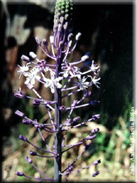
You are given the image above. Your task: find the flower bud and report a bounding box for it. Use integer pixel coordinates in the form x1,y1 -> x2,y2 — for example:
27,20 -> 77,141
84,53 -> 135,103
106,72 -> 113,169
43,39 -> 48,46
30,150 -> 37,156
21,55 -> 30,62
19,135 -> 28,141
93,159 -> 101,165
92,171 -> 100,177
60,16 -> 64,24
15,172 -> 24,176
81,55 -> 89,61
92,128 -> 99,134
67,33 -> 73,41
25,156 -> 32,164
50,36 -> 54,44
68,40 -> 72,47
76,32 -> 82,41
90,100 -> 100,106
29,52 -> 37,59
59,106 -> 66,112
35,37 -> 41,44
15,110 -> 24,117
73,116 -> 80,123
14,89 -> 24,99
63,22 -> 68,30
33,99 -> 41,105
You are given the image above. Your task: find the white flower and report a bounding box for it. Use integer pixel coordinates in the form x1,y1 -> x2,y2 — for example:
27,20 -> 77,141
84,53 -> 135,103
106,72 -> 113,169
88,75 -> 101,88
90,60 -> 100,74
17,63 -> 31,78
62,62 -> 80,78
42,71 -> 62,93
24,67 -> 41,85
75,75 -> 91,90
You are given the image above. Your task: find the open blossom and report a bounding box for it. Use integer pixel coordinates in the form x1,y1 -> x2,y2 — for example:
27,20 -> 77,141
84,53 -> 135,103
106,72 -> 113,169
74,76 -> 91,90
17,63 -> 31,78
90,60 -> 100,74
62,61 -> 80,78
24,67 -> 41,85
89,76 -> 101,88
42,71 -> 62,93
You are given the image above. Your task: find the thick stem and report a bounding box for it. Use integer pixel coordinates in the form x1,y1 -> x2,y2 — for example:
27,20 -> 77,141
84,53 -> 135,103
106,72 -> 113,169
54,57 -> 62,182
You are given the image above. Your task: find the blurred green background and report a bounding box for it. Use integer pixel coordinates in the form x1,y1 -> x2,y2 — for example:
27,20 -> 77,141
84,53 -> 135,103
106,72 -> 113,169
1,0 -> 135,182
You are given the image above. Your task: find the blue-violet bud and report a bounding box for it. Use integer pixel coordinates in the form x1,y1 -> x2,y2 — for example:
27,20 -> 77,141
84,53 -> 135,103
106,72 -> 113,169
25,156 -> 32,164
93,159 -> 101,165
19,135 -> 28,141
30,150 -> 37,156
90,100 -> 100,106
92,171 -> 100,177
73,116 -> 80,123
15,172 -> 24,176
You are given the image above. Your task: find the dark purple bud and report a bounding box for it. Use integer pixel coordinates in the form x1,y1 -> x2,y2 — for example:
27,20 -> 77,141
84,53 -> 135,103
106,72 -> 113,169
43,39 -> 48,46
25,156 -> 32,164
33,99 -> 41,105
19,135 -> 28,141
30,150 -> 37,156
84,91 -> 92,98
15,110 -> 24,117
93,159 -> 101,165
21,55 -> 30,62
59,106 -> 66,112
22,118 -> 32,125
15,171 -> 24,176
92,128 -> 99,134
35,37 -> 41,45
73,116 -> 80,123
90,100 -> 100,106
92,170 -> 100,177
14,89 -> 25,99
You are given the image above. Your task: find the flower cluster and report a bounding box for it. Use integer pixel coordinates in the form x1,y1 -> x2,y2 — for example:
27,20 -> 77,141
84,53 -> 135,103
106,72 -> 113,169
14,0 -> 101,182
